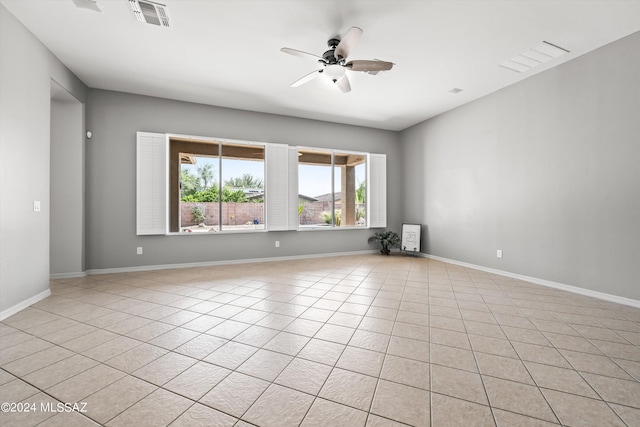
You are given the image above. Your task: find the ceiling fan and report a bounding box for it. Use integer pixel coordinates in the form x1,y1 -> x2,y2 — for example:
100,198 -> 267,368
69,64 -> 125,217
281,27 -> 394,93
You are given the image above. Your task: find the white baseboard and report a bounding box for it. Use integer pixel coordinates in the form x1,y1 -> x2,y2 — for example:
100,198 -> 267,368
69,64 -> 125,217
0,289 -> 52,322
50,271 -> 88,280
86,250 -> 378,276
422,253 -> 640,309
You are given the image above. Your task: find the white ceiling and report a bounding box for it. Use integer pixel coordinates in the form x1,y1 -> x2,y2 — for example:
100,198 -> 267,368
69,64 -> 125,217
3,0 -> 640,131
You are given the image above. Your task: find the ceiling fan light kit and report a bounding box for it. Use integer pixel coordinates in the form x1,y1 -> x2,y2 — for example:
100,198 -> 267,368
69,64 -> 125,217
324,65 -> 345,81
281,26 -> 394,93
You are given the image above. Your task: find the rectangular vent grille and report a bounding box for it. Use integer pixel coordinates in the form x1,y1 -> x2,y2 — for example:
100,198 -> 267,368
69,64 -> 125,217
128,0 -> 170,28
500,41 -> 569,73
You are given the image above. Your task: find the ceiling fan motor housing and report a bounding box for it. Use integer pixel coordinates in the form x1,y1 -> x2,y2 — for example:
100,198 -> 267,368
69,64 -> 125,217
323,38 -> 344,64
322,49 -> 338,64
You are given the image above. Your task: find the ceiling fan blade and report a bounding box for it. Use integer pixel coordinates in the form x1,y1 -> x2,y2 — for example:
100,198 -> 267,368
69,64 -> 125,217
335,75 -> 351,93
335,26 -> 363,60
281,47 -> 323,63
346,60 -> 394,72
291,69 -> 323,87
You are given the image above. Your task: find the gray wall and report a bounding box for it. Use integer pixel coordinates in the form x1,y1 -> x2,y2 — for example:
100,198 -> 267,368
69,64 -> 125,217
50,88 -> 85,276
86,90 -> 401,270
0,5 -> 87,314
401,31 -> 640,300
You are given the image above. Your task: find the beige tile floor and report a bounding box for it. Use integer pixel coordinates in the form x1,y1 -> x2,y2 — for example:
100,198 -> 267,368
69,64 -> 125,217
1,254 -> 640,426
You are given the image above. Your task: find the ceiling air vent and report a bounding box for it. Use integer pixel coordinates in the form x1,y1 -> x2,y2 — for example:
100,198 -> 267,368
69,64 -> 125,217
128,0 -> 170,28
72,0 -> 102,12
500,41 -> 569,73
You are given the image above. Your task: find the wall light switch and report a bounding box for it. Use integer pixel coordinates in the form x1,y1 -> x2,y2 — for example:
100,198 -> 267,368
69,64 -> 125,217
33,201 -> 41,212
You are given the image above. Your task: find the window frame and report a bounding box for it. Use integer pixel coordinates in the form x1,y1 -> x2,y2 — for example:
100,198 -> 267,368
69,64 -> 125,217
297,146 -> 369,230
167,133 -> 267,235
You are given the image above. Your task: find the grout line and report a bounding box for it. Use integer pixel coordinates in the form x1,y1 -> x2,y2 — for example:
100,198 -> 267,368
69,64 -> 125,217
2,255 -> 639,426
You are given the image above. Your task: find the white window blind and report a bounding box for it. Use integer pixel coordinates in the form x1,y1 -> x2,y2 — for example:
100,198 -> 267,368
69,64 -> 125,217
265,143 -> 291,231
136,132 -> 167,235
368,153 -> 387,228
287,147 -> 299,229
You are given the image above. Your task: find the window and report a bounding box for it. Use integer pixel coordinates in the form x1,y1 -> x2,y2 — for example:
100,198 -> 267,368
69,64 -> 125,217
136,132 -> 386,235
298,148 -> 367,228
169,137 -> 265,233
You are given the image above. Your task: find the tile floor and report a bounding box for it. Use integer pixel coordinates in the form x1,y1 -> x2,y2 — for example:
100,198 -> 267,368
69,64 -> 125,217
1,254 -> 640,426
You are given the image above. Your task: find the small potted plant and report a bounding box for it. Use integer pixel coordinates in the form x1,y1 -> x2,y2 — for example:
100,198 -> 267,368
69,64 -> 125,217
368,230 -> 400,255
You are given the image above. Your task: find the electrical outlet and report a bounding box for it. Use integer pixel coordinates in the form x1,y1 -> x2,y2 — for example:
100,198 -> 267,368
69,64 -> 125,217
33,201 -> 41,212
137,247 -> 143,255
497,249 -> 503,258
275,241 -> 280,248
